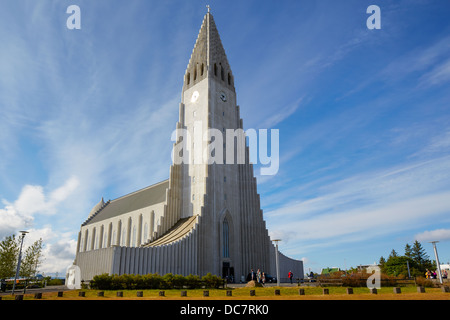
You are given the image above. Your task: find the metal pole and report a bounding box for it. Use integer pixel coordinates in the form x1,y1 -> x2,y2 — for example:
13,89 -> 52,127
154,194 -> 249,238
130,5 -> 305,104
273,239 -> 281,286
12,231 -> 28,295
431,241 -> 443,284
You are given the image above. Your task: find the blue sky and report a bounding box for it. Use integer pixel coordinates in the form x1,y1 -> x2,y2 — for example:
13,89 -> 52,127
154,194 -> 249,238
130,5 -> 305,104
1,0 -> 450,275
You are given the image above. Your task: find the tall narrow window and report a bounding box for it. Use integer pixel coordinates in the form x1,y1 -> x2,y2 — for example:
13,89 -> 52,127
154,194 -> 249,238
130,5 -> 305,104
223,218 -> 230,258
221,65 -> 224,81
121,228 -> 126,246
132,226 -> 137,247
201,63 -> 204,76
144,223 -> 148,242
214,63 -> 217,76
84,230 -> 89,252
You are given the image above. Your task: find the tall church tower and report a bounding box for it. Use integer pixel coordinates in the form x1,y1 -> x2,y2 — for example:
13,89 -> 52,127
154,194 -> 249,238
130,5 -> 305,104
174,10 -> 273,279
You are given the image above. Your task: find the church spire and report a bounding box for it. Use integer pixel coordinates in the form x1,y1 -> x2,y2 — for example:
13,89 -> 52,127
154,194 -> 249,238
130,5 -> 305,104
183,9 -> 234,91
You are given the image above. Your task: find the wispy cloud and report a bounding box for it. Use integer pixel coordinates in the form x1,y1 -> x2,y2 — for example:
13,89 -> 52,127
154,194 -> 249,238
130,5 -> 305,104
415,229 -> 450,242
265,154 -> 450,250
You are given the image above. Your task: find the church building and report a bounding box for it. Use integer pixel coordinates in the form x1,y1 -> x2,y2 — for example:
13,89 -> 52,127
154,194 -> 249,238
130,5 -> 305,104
74,10 -> 303,283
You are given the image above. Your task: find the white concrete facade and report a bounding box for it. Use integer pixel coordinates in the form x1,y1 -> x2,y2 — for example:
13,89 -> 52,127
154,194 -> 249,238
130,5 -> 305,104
75,11 -> 303,282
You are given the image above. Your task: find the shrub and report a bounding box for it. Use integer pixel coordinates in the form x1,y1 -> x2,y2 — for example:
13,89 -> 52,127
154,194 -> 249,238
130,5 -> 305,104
185,274 -> 201,289
90,273 -> 112,290
90,272 -> 223,290
162,273 -> 174,289
202,273 -> 223,288
415,276 -> 434,288
172,274 -> 187,288
142,273 -> 162,289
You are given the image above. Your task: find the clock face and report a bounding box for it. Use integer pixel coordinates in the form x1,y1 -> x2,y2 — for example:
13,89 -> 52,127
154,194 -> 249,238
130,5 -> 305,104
219,92 -> 227,102
191,91 -> 199,102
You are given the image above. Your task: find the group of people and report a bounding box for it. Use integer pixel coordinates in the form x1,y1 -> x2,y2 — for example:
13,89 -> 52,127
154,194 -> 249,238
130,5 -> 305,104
425,269 -> 448,279
249,268 -> 267,285
249,269 -> 295,284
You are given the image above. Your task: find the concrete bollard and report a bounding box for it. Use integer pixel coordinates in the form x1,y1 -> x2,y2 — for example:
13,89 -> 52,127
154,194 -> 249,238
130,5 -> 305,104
441,286 -> 449,293
78,291 -> 85,297
250,290 -> 255,296
274,289 -> 280,295
159,291 -> 165,296
116,291 -> 123,297
322,288 -> 329,295
369,288 -> 377,294
97,291 -> 104,297
203,290 -> 209,297
393,287 -> 401,294
15,294 -> 23,300
57,291 -> 64,297
34,292 -> 42,299
346,288 -> 353,294
298,288 -> 305,295
136,291 -> 143,297
417,286 -> 425,293
181,291 -> 187,296
226,290 -> 232,296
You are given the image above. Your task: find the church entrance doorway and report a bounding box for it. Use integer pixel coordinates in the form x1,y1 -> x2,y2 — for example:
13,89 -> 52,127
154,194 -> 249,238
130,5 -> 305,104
222,262 -> 234,283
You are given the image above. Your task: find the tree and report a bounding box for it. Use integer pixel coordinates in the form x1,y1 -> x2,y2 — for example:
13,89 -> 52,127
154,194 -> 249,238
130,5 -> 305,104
404,243 -> 412,258
411,240 -> 433,271
389,249 -> 398,259
20,238 -> 43,278
0,235 -> 20,279
383,255 -> 419,277
0,235 -> 44,279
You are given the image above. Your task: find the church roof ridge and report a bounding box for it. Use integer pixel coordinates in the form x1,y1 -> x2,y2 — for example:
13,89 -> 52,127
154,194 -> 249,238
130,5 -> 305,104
109,178 -> 169,203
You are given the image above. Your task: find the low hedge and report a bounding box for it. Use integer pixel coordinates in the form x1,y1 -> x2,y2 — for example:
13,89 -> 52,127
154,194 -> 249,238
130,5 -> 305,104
89,273 -> 224,290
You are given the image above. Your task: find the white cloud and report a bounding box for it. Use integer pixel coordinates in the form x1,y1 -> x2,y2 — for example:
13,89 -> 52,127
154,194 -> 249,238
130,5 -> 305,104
0,176 -> 79,238
10,226 -> 78,276
415,229 -> 450,242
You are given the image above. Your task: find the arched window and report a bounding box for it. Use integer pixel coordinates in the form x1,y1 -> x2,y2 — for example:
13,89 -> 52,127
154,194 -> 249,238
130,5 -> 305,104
92,228 -> 96,250
121,228 -> 126,246
223,218 -> 230,258
84,230 -> 88,252
132,225 -> 137,247
144,223 -> 148,242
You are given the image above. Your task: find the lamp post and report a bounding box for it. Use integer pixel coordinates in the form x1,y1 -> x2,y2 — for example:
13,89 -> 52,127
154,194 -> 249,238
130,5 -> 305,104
12,231 -> 28,295
273,239 -> 281,286
430,241 -> 443,285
